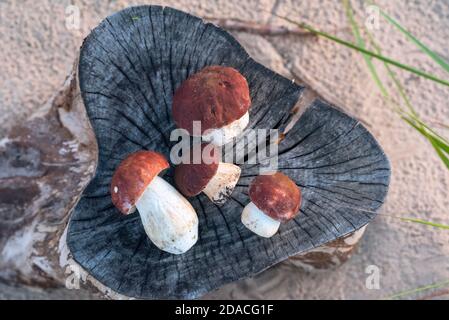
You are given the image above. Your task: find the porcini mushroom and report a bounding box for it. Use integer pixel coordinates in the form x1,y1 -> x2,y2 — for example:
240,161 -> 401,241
174,143 -> 241,205
172,66 -> 251,146
241,172 -> 301,238
111,151 -> 198,254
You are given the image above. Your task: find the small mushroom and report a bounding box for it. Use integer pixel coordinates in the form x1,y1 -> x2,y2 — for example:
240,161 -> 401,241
111,151 -> 198,254
174,143 -> 241,205
241,172 -> 301,238
172,65 -> 251,146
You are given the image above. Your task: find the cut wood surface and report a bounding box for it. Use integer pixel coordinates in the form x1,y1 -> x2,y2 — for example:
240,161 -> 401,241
68,5 -> 390,299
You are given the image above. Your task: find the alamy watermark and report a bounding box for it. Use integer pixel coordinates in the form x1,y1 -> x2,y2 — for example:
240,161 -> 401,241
365,264 -> 381,290
169,122 -> 280,174
364,5 -> 380,31
65,5 -> 81,31
65,263 -> 85,290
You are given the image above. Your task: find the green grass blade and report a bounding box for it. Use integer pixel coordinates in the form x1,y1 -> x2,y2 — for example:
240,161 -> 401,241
405,114 -> 449,145
401,116 -> 449,153
397,106 -> 449,144
429,140 -> 449,169
364,31 -> 418,116
273,13 -> 449,87
384,280 -> 449,300
401,117 -> 449,169
342,1 -> 449,169
333,205 -> 449,232
369,2 -> 449,73
364,2 -> 449,126
343,0 -> 389,97
427,131 -> 449,154
274,6 -> 449,169
399,217 -> 449,230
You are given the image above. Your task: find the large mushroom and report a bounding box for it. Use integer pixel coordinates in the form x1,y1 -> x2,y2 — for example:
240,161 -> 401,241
111,151 -> 198,254
172,66 -> 251,146
174,143 -> 241,205
241,172 -> 302,238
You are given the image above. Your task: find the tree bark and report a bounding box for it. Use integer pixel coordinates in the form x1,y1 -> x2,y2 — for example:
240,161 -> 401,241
286,226 -> 367,271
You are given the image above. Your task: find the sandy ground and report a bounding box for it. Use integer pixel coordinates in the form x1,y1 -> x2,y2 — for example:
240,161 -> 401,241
1,0 -> 449,299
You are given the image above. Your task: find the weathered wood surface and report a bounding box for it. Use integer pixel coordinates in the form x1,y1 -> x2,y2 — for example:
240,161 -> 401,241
69,5 -> 390,299
287,226 -> 367,271
0,64 -> 97,287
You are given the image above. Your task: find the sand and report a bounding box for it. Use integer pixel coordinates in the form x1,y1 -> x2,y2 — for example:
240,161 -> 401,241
1,0 -> 449,299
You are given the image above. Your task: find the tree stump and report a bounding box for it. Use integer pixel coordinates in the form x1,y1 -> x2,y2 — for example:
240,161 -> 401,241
287,225 -> 367,271
0,6 -> 390,299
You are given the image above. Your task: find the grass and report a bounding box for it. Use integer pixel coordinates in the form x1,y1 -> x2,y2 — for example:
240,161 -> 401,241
367,0 -> 449,74
271,1 -> 449,299
384,280 -> 449,300
344,0 -> 449,171
273,3 -> 449,170
272,14 -> 449,87
342,0 -> 449,299
339,205 -> 449,231
399,217 -> 449,230
272,0 -> 449,226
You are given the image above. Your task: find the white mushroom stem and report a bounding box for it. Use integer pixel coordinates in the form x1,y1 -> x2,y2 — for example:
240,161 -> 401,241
135,176 -> 198,254
202,111 -> 249,146
241,202 -> 280,238
203,162 -> 241,205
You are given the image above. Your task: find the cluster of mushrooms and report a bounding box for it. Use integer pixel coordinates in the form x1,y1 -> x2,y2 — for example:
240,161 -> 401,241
111,66 -> 302,254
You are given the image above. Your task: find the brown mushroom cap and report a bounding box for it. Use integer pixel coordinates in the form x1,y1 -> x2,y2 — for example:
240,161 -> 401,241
249,172 -> 301,223
111,151 -> 169,215
172,66 -> 251,135
174,143 -> 219,197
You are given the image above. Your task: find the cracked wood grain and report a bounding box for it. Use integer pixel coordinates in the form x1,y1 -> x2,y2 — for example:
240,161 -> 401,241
68,5 -> 391,299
